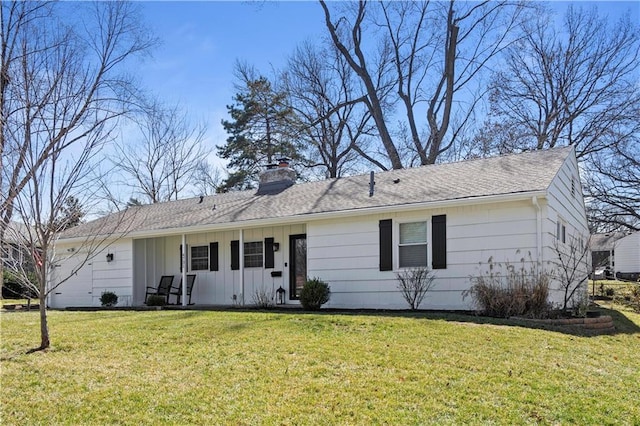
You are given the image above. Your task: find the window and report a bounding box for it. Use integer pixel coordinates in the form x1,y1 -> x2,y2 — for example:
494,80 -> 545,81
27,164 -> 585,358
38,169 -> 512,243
556,220 -> 566,244
190,245 -> 209,271
244,241 -> 263,268
399,221 -> 427,268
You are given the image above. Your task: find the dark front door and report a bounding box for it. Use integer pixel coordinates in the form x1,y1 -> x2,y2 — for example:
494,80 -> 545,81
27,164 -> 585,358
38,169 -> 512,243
289,234 -> 307,300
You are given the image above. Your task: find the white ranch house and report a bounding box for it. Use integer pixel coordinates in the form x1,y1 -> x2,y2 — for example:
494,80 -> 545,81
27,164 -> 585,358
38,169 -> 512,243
49,146 -> 589,310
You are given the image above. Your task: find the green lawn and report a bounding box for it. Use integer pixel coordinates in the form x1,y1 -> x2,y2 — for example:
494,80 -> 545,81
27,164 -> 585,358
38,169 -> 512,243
1,306 -> 639,425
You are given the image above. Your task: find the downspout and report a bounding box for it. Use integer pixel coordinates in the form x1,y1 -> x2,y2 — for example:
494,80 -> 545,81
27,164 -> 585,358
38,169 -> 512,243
181,234 -> 187,307
239,229 -> 245,306
532,196 -> 542,266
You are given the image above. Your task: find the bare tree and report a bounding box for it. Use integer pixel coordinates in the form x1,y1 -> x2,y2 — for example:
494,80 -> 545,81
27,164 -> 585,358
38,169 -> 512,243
0,1 -> 154,351
553,234 -> 591,314
10,128 -> 136,352
113,101 -> 209,204
483,5 -> 639,158
319,0 -> 527,168
481,5 -> 640,230
586,132 -> 640,231
285,41 -> 377,178
192,159 -> 222,197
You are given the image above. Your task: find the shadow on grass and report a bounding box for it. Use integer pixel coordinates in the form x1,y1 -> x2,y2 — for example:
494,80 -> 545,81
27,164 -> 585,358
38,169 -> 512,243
215,305 -> 640,338
7,304 -> 638,338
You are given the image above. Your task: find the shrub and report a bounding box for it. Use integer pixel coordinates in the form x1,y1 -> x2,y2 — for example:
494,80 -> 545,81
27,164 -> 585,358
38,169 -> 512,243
605,287 -> 615,297
100,291 -> 118,307
463,254 -> 551,318
2,270 -> 38,299
299,278 -> 330,310
396,267 -> 436,310
146,295 -> 166,306
252,287 -> 275,308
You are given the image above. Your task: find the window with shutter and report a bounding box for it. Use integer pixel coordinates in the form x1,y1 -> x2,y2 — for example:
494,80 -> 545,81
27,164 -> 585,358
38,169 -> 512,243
190,245 -> 209,270
399,221 -> 427,268
244,241 -> 263,268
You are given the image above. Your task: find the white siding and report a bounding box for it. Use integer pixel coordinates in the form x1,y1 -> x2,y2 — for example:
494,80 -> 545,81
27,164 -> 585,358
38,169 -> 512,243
616,232 -> 640,273
544,151 -> 590,306
132,224 -> 305,306
307,200 -> 540,310
49,239 -> 133,308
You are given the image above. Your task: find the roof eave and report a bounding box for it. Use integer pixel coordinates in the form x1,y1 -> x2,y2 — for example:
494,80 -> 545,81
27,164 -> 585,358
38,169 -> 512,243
55,190 -> 546,243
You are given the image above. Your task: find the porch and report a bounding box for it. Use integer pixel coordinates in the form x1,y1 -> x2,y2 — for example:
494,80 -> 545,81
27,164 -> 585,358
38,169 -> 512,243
130,224 -> 306,307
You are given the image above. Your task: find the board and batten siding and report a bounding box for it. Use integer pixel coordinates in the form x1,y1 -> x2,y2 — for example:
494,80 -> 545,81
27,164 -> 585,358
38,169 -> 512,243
307,200 -> 539,310
132,224 -> 305,306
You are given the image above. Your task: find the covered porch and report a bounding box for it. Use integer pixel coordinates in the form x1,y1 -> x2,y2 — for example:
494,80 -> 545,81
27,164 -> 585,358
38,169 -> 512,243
130,224 -> 306,307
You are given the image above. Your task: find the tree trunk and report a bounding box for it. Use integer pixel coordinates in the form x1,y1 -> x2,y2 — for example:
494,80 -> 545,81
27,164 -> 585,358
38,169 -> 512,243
38,292 -> 50,350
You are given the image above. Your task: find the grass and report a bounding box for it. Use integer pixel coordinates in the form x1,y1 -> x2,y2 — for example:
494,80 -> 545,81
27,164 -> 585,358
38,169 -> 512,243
1,306 -> 639,425
590,280 -> 640,312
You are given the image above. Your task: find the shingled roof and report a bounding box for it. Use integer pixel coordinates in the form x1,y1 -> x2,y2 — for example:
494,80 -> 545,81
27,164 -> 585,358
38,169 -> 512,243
61,146 -> 573,239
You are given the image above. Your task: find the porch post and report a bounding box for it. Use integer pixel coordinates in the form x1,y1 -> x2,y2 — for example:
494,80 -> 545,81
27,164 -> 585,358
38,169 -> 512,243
182,234 -> 187,307
239,228 -> 244,306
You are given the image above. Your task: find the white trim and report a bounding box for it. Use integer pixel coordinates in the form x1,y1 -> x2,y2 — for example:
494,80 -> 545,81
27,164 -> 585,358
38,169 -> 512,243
181,234 -> 187,307
532,196 -> 542,264
239,229 -> 244,306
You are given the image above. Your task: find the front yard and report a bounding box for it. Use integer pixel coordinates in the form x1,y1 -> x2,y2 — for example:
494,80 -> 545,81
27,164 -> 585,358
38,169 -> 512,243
1,305 -> 639,424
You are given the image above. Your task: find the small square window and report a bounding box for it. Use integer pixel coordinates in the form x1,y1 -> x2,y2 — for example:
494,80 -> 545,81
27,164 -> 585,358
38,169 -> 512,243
190,245 -> 208,271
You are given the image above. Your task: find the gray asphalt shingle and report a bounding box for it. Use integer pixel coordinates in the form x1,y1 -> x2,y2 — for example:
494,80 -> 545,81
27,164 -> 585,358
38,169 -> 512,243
61,146 -> 572,239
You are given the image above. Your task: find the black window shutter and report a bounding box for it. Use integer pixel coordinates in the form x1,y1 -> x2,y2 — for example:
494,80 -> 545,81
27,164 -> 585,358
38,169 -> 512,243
264,237 -> 274,269
379,219 -> 393,271
209,242 -> 219,271
432,215 -> 447,269
230,240 -> 239,270
179,244 -> 183,272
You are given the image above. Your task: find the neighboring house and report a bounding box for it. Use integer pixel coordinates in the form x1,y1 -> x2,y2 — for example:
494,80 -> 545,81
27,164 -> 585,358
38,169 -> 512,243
589,232 -> 626,279
615,232 -> 640,281
50,146 -> 589,310
1,221 -> 34,271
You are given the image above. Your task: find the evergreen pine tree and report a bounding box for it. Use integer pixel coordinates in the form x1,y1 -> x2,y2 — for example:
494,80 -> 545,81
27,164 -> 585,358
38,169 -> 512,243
217,76 -> 301,192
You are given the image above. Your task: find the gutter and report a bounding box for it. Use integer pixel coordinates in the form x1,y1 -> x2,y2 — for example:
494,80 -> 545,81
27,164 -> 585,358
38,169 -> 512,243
532,196 -> 543,265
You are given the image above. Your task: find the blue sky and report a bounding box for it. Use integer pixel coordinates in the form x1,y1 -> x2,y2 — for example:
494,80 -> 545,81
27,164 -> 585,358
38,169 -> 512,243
134,1 -> 639,164
137,1 -> 328,152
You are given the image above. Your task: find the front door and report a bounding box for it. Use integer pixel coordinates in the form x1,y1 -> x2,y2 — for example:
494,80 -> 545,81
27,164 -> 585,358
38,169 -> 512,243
289,234 -> 306,300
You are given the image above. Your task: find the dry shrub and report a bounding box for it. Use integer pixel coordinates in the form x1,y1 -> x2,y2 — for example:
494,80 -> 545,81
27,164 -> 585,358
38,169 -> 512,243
463,254 -> 551,318
252,287 -> 275,308
396,267 -> 436,310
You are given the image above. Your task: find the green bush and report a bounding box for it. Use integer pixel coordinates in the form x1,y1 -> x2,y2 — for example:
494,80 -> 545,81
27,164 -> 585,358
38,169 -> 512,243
100,291 -> 118,307
299,278 -> 330,310
146,295 -> 166,307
